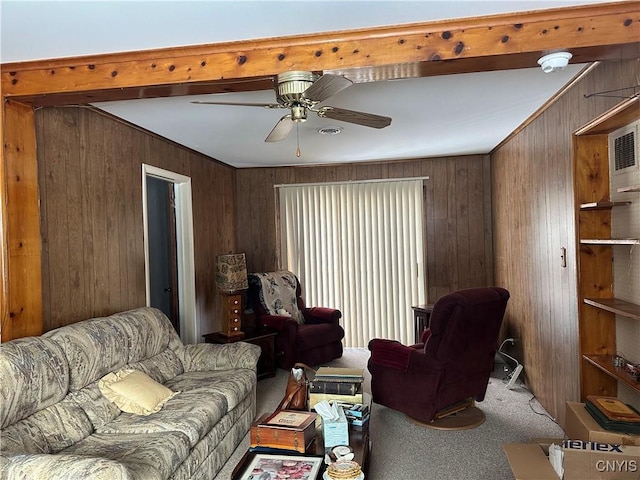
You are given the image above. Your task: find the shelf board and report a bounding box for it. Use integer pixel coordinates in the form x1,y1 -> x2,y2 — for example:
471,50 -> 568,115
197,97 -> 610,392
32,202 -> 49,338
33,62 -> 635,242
584,297 -> 640,321
580,238 -> 640,245
617,185 -> 640,193
583,354 -> 640,393
579,201 -> 632,210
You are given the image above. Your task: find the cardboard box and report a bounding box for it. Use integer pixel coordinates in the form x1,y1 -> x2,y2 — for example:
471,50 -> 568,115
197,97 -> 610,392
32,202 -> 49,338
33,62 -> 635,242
504,439 -> 640,480
566,402 -> 640,446
561,440 -> 640,479
503,442 -> 559,479
250,410 -> 317,453
321,406 -> 349,448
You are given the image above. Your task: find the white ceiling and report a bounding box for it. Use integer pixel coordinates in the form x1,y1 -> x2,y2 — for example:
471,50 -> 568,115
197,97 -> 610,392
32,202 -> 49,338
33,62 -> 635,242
1,1 -> 608,168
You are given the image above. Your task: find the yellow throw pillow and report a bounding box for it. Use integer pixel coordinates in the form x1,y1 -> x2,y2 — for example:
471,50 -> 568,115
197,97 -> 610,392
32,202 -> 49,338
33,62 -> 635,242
98,369 -> 179,416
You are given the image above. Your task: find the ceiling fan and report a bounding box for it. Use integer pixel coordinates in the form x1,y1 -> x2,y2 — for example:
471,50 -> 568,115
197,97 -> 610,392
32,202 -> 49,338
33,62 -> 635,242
192,71 -> 392,142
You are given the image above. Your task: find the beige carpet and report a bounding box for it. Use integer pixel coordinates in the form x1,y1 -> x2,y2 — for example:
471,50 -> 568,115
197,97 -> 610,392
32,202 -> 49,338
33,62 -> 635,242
214,348 -> 563,479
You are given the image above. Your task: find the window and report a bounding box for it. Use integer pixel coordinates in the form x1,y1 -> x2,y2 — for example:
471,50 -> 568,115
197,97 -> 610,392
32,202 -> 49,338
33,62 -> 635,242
279,179 -> 426,346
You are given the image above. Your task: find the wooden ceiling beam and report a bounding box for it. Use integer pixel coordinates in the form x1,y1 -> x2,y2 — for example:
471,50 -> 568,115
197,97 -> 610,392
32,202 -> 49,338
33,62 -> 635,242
16,43 -> 638,107
331,43 -> 639,83
19,77 -> 277,107
2,1 -> 638,104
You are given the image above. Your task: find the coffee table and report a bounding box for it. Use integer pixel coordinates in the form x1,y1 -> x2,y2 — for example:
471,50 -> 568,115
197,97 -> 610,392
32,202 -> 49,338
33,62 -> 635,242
311,420 -> 370,476
233,395 -> 371,479
310,391 -> 371,475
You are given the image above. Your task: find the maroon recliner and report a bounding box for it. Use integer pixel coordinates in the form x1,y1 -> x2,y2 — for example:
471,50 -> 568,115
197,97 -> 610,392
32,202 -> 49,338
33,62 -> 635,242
368,287 -> 510,423
248,271 -> 345,369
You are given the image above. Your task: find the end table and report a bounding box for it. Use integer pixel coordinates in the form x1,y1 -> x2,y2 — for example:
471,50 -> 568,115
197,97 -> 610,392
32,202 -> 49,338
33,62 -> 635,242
412,304 -> 434,343
203,328 -> 278,380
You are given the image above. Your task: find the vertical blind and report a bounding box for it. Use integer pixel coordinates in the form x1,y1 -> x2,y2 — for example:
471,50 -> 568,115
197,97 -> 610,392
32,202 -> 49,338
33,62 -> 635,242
279,179 -> 426,347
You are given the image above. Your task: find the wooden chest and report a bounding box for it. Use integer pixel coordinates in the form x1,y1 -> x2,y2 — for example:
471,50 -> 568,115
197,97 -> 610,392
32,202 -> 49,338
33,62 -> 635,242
250,410 -> 318,453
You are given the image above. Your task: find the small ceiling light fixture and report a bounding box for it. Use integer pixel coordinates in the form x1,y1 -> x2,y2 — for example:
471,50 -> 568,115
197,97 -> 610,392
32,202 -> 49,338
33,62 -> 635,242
317,126 -> 343,136
537,51 -> 573,73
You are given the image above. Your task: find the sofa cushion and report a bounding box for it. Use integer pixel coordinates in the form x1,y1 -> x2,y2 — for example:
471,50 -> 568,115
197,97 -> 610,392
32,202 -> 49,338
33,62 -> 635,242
2,454 -> 134,480
0,337 -> 69,429
169,393 -> 255,480
129,349 -> 184,385
1,395 -> 94,455
164,368 -> 256,412
180,342 -> 262,372
44,307 -> 186,392
44,318 -> 128,392
110,308 -> 185,365
67,382 -> 122,430
95,389 -> 228,448
1,420 -> 52,455
296,323 -> 345,351
98,369 -> 180,416
62,431 -> 191,480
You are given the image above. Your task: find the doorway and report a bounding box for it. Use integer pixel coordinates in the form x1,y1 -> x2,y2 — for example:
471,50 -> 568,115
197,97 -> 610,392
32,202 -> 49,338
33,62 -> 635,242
142,165 -> 197,344
146,176 -> 180,333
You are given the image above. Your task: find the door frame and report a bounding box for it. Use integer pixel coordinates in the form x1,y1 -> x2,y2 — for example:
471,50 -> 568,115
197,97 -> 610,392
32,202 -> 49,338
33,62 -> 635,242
142,164 -> 197,344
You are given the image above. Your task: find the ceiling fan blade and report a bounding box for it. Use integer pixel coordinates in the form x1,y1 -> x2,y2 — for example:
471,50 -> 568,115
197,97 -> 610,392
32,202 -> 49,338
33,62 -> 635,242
191,101 -> 283,109
302,74 -> 353,103
318,106 -> 392,129
265,115 -> 294,142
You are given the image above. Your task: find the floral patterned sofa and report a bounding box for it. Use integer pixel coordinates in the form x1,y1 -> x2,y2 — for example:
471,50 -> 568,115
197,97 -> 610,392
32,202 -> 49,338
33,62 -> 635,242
0,307 -> 261,480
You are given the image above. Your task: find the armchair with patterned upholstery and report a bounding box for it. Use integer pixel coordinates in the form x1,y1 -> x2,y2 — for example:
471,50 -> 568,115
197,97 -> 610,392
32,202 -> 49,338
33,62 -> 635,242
247,271 -> 345,369
367,287 -> 510,427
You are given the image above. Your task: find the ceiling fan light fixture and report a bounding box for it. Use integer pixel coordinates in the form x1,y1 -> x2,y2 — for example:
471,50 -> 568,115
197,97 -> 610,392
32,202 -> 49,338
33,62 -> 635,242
537,52 -> 572,73
290,105 -> 307,122
317,126 -> 343,136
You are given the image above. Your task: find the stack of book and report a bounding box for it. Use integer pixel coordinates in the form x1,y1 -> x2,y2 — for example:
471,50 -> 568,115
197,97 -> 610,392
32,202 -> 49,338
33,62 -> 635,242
309,367 -> 364,409
585,395 -> 640,434
343,403 -> 370,428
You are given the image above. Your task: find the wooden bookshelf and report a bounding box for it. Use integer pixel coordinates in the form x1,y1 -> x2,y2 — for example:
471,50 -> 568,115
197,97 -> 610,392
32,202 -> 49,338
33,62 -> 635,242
583,354 -> 640,393
574,95 -> 640,401
584,298 -> 640,321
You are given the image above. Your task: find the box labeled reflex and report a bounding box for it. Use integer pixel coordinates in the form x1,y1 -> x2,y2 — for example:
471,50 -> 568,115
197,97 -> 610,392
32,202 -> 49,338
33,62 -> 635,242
560,440 -> 640,479
504,438 -> 640,479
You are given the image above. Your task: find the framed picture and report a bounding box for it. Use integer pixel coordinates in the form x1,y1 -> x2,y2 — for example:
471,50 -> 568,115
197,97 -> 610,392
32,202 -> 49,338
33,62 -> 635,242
232,452 -> 324,480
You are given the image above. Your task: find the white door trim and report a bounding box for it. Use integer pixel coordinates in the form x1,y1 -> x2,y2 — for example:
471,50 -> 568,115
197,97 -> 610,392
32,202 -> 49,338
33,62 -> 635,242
142,164 -> 198,344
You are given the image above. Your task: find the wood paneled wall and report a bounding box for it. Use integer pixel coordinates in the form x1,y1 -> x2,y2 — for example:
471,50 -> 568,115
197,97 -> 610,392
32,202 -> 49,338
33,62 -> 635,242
4,101 -> 42,340
36,107 -> 237,336
491,59 -> 640,425
236,155 -> 493,303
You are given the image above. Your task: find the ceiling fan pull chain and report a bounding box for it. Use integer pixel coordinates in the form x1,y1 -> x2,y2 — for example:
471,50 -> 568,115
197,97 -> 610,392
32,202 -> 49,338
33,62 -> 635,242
296,123 -> 301,158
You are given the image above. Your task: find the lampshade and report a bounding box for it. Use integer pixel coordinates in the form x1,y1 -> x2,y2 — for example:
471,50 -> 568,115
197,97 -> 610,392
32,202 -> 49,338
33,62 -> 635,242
215,253 -> 248,293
